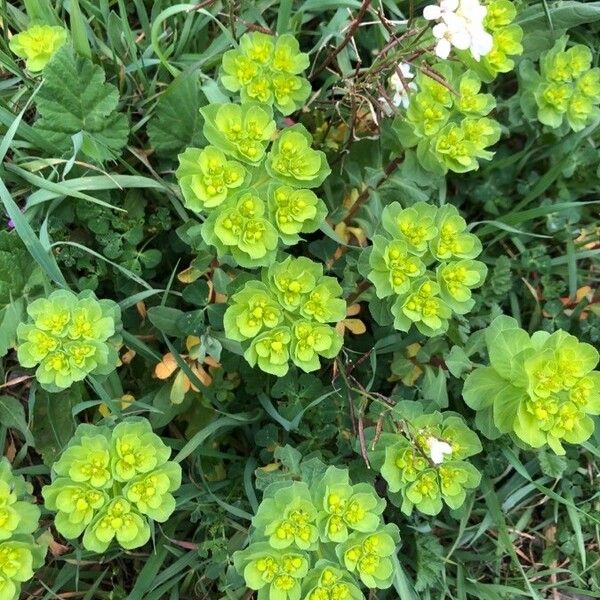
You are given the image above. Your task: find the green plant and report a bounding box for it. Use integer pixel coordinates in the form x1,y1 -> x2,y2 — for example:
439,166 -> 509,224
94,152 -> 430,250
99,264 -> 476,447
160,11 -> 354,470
520,36 -> 600,131
220,32 -> 311,115
42,418 -> 181,552
0,459 -> 46,600
177,105 -> 329,269
16,289 -> 121,392
393,63 -> 501,174
456,0 -> 523,81
463,316 -> 600,454
361,202 -> 486,336
364,401 -> 482,515
9,24 -> 67,72
234,465 -> 399,598
224,255 -> 345,375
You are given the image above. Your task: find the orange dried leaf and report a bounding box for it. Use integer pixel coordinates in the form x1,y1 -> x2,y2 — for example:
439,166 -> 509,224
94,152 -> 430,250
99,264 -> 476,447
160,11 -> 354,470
343,318 -> 367,335
155,353 -> 178,379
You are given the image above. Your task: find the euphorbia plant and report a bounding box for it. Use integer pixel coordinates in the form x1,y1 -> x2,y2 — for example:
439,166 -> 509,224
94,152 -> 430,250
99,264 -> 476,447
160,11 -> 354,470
520,36 -> 600,131
463,315 -> 600,454
234,463 -> 400,598
362,401 -> 482,515
42,418 -> 181,552
177,104 -> 329,269
360,201 -> 487,336
220,32 -> 311,115
0,459 -> 46,600
224,255 -> 345,375
16,289 -> 122,392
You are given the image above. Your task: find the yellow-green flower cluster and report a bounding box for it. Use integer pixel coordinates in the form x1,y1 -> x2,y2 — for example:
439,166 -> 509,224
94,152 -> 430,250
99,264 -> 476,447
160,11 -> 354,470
9,24 -> 68,72
42,418 -> 181,553
480,0 -> 523,79
224,255 -> 345,376
364,402 -> 482,516
0,459 -> 46,600
463,316 -> 600,454
520,37 -> 600,132
394,63 -> 501,174
220,32 -> 311,115
233,466 -> 399,599
16,290 -> 122,392
362,201 -> 487,337
177,103 -> 329,269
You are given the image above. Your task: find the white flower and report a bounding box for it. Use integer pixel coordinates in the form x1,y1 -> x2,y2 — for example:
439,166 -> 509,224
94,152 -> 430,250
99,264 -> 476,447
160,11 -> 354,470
426,436 -> 453,464
423,0 -> 493,62
432,13 -> 471,59
423,0 -> 459,21
389,62 -> 416,108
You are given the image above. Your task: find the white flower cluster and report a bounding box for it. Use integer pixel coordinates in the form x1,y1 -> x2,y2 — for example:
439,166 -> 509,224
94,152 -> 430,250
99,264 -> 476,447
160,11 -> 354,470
423,0 -> 493,61
378,62 -> 416,114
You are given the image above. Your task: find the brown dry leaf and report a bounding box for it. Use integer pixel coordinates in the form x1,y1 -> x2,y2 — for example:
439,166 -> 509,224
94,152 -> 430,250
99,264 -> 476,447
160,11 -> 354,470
155,353 -> 178,379
191,364 -> 213,387
205,356 -> 221,368
347,303 -> 362,317
121,348 -> 136,365
343,318 -> 367,335
136,301 -> 147,320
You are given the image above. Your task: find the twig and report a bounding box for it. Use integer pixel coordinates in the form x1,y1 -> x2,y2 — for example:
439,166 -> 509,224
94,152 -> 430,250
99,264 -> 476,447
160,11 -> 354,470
345,155 -> 402,222
310,0 -> 372,80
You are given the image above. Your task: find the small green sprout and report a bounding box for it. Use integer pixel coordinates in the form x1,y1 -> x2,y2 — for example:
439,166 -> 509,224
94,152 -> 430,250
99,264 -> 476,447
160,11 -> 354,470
9,24 -> 68,72
220,32 -> 311,115
16,290 -> 122,392
464,316 -> 600,454
224,255 -> 345,376
43,418 -> 181,553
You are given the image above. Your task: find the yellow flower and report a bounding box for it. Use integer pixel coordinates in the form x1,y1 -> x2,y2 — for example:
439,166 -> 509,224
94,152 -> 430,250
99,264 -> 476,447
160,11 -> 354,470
9,25 -> 68,72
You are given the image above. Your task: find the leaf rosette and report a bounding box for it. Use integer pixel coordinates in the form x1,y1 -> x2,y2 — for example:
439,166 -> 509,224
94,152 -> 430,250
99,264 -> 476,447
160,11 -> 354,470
16,289 -> 122,392
42,418 -> 181,553
463,316 -> 600,454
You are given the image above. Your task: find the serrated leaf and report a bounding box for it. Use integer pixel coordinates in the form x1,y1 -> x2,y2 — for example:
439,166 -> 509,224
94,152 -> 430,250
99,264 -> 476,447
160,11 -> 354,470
31,385 -> 81,466
538,450 -> 568,479
0,231 -> 40,357
33,45 -> 129,162
147,71 -> 206,157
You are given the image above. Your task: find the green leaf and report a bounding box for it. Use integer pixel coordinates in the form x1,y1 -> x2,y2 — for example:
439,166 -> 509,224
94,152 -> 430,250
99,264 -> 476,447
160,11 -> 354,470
462,367 -> 509,410
518,1 -> 600,31
421,366 -> 448,409
33,45 -> 129,162
0,231 -> 41,356
538,450 -> 568,478
147,306 -> 186,336
147,71 -> 206,157
0,395 -> 34,446
31,385 -> 81,466
445,345 -> 472,378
